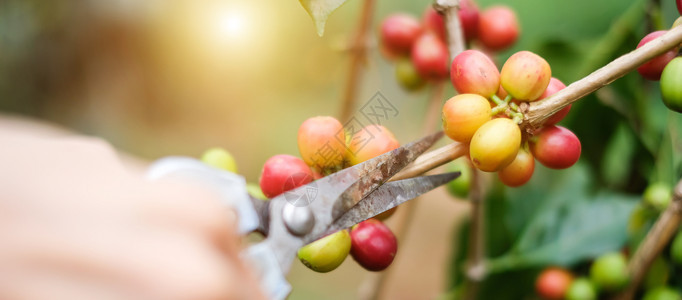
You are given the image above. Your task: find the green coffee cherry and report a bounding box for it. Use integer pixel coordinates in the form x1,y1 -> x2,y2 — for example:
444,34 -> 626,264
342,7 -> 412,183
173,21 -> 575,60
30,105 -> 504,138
565,277 -> 597,300
644,256 -> 670,289
298,230 -> 351,273
395,58 -> 425,91
643,182 -> 673,211
589,252 -> 629,292
643,287 -> 682,300
446,158 -> 472,199
660,57 -> 682,113
201,147 -> 238,173
246,182 -> 268,200
670,231 -> 682,265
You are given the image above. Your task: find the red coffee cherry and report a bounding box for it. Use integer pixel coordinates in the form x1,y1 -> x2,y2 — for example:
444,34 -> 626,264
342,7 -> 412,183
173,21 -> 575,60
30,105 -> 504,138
536,267 -> 574,300
500,51 -> 552,101
422,6 -> 446,41
459,0 -> 480,42
259,154 -> 314,198
451,50 -> 500,98
350,219 -> 398,271
478,5 -> 519,51
411,33 -> 450,80
498,147 -> 535,187
538,78 -> 571,125
530,125 -> 581,169
380,14 -> 422,57
298,116 -> 346,172
637,31 -> 678,81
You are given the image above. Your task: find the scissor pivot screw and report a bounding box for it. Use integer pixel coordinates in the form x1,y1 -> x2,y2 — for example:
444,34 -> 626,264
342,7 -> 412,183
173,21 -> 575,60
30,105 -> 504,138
282,204 -> 315,236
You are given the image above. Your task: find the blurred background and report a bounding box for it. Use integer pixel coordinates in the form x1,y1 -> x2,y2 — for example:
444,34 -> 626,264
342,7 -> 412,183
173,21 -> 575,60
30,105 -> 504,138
1,0 -> 681,299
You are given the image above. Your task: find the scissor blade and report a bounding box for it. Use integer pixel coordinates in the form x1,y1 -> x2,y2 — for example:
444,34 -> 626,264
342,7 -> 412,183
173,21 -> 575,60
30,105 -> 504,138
323,172 -> 460,237
255,131 -> 443,275
331,131 -> 444,220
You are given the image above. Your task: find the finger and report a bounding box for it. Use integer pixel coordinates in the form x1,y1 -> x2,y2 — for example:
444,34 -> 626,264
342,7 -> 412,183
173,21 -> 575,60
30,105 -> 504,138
133,179 -> 243,256
0,223 -> 265,300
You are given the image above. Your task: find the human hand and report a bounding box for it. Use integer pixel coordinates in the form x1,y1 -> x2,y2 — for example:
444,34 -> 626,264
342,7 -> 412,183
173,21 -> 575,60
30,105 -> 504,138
0,126 -> 265,300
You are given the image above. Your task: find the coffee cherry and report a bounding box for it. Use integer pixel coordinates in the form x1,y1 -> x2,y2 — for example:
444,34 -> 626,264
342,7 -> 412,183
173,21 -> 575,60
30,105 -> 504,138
670,231 -> 682,266
589,252 -> 629,292
395,58 -> 426,91
411,33 -> 450,80
442,94 -> 492,143
348,125 -> 400,166
459,0 -> 480,42
201,147 -> 238,173
259,154 -> 314,198
643,287 -> 682,300
422,6 -> 446,41
535,267 -> 573,300
470,118 -> 521,172
498,147 -> 535,187
450,50 -> 501,98
660,57 -> 682,113
298,230 -> 351,273
478,5 -> 519,51
350,219 -> 398,271
643,182 -> 672,211
380,14 -> 422,56
675,17 -> 682,29
246,182 -> 268,200
529,125 -> 581,169
678,0 -> 682,16
298,116 -> 347,172
565,278 -> 597,300
644,256 -> 670,289
538,78 -> 571,125
500,51 -> 552,101
637,31 -> 678,81
446,158 -> 472,199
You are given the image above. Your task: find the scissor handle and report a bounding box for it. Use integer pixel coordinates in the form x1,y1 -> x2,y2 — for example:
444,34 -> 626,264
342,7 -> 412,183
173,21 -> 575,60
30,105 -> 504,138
145,157 -> 289,299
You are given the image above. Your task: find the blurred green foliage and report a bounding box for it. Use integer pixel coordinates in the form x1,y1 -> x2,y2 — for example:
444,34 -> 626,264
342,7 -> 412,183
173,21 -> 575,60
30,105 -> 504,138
442,0 -> 682,298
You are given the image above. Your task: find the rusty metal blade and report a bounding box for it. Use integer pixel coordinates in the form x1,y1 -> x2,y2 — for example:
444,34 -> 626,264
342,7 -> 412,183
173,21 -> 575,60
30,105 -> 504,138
324,172 -> 460,236
330,131 -> 444,220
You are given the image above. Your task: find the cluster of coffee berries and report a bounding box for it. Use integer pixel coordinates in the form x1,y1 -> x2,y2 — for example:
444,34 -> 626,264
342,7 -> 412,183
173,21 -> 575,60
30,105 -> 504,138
637,21 -> 682,113
254,116 -> 400,273
535,250 -> 682,300
379,2 -> 519,91
443,49 -> 581,188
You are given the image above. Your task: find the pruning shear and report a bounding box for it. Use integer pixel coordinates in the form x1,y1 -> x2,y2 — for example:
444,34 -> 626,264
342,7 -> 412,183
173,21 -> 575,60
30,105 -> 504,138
145,131 -> 459,299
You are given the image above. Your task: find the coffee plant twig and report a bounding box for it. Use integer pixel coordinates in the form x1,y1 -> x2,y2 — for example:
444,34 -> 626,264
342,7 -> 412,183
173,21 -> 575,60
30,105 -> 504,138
358,2 -> 465,299
435,0 -> 466,56
613,179 -> 682,300
462,168 -> 488,300
357,82 -> 448,300
523,24 -> 682,129
339,0 -> 376,121
397,24 -> 682,179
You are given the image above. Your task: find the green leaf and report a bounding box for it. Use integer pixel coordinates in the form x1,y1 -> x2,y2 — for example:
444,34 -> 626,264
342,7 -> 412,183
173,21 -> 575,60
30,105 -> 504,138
299,0 -> 348,36
487,165 -> 638,273
602,123 -> 637,188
